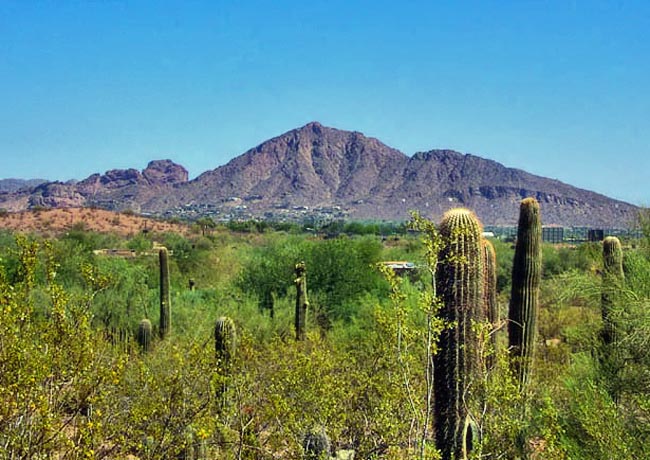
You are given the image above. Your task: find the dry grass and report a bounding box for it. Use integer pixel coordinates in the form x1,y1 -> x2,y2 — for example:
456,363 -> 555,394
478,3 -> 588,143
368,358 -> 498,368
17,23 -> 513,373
0,207 -> 190,237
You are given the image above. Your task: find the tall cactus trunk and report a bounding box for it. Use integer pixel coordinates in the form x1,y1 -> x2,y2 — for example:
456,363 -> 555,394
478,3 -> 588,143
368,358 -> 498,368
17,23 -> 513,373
601,236 -> 624,403
159,248 -> 171,339
294,262 -> 309,341
508,197 -> 542,388
434,208 -> 484,460
215,316 -> 237,364
602,236 -> 624,346
215,316 -> 237,407
482,238 -> 499,370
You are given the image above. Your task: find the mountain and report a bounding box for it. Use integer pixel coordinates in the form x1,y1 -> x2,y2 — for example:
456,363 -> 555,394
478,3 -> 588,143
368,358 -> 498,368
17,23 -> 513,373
0,178 -> 47,193
0,123 -> 638,227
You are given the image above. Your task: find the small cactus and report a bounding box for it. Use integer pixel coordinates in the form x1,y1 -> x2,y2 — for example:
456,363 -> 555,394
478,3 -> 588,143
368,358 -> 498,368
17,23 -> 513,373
294,262 -> 309,341
303,428 -> 331,460
434,208 -> 484,460
159,248 -> 171,339
137,318 -> 152,353
508,197 -> 542,387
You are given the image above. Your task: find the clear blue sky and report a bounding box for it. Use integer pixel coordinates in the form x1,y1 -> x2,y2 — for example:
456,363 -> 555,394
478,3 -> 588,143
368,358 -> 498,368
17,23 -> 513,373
1,1 -> 649,204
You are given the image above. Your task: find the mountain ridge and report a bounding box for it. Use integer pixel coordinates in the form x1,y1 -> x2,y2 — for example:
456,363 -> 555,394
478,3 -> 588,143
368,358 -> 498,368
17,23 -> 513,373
0,122 -> 637,227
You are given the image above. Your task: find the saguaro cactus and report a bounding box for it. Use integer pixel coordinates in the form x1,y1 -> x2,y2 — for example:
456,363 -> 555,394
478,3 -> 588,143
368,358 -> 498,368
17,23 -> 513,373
294,262 -> 309,341
159,248 -> 171,339
137,319 -> 152,353
508,197 -> 542,387
602,236 -> 624,346
434,208 -> 484,460
215,316 -> 237,364
215,316 -> 237,408
482,238 -> 499,368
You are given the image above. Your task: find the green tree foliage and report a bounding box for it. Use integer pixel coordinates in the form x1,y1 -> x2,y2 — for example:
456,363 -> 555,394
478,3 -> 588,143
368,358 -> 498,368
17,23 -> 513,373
307,236 -> 385,321
0,236 -> 122,458
238,235 -> 386,323
3,222 -> 650,459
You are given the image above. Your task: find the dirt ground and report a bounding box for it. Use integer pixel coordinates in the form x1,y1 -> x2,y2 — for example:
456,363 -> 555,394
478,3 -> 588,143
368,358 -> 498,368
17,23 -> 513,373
0,207 -> 190,237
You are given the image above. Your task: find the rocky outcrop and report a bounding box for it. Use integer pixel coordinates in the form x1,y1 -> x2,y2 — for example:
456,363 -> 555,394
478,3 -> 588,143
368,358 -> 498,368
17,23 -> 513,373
143,160 -> 188,186
27,182 -> 86,209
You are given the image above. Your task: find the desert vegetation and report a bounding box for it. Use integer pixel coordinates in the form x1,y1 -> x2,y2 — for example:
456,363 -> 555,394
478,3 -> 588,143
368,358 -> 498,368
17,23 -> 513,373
1,203 -> 650,459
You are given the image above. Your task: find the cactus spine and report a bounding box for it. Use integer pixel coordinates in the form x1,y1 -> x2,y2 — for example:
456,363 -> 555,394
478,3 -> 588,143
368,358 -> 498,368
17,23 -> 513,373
137,319 -> 152,353
482,238 -> 499,368
294,262 -> 309,341
602,236 -> 624,345
434,208 -> 484,460
159,248 -> 171,339
508,197 -> 542,387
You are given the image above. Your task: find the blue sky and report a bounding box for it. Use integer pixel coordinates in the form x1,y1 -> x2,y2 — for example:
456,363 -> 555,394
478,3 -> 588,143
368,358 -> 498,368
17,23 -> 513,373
1,1 -> 649,204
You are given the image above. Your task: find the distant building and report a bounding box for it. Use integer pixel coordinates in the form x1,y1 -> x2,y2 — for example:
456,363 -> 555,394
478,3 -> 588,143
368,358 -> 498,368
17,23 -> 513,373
542,226 -> 564,244
382,261 -> 416,276
588,229 -> 605,242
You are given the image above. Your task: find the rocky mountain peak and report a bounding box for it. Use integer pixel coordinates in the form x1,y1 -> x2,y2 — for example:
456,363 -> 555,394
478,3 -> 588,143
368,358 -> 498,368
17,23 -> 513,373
143,160 -> 188,185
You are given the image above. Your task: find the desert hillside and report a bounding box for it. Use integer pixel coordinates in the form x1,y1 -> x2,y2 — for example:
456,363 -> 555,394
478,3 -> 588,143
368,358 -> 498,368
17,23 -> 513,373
0,208 -> 189,237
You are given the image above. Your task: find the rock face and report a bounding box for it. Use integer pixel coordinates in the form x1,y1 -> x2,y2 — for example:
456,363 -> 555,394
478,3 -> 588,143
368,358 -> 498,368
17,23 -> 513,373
0,124 -> 638,227
143,160 -> 189,185
171,122 -> 408,207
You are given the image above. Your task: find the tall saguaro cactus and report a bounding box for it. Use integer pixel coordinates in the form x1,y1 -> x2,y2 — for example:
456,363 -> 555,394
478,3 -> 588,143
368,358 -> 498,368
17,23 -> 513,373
434,208 -> 484,460
159,248 -> 171,339
215,316 -> 237,408
482,238 -> 499,368
602,236 -> 624,346
508,197 -> 542,387
294,262 -> 309,341
215,316 -> 237,364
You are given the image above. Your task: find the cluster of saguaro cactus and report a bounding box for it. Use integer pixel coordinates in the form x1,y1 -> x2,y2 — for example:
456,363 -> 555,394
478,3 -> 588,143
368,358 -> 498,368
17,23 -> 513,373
601,236 -> 624,346
508,197 -> 542,388
159,248 -> 171,339
434,208 -> 484,460
137,318 -> 152,353
294,262 -> 309,341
